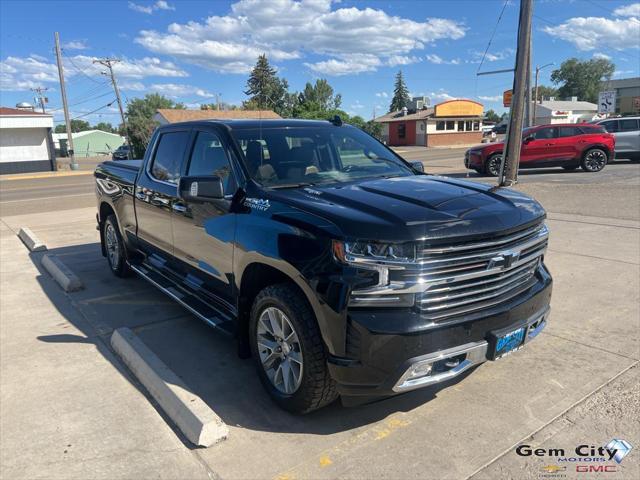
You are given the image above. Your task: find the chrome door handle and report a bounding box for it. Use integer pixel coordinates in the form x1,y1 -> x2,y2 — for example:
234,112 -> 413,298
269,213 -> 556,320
172,204 -> 187,213
150,196 -> 169,206
135,191 -> 146,200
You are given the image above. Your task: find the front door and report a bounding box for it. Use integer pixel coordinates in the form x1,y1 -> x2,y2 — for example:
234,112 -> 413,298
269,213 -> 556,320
135,128 -> 191,260
520,126 -> 558,165
171,127 -> 239,312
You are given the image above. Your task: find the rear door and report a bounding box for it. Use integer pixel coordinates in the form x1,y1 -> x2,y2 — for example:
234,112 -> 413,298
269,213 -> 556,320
520,126 -> 558,165
135,127 -> 191,258
615,118 -> 640,157
171,126 -> 239,313
556,126 -> 584,162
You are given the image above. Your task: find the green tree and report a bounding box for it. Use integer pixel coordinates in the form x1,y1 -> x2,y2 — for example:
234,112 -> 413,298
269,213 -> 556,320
550,58 -> 615,103
243,54 -> 290,116
389,70 -> 411,113
484,109 -> 501,123
531,85 -> 558,102
54,119 -> 91,133
125,93 -> 184,157
297,79 -> 342,113
94,122 -> 114,133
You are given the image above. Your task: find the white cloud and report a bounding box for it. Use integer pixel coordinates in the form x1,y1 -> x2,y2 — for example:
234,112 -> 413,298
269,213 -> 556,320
0,54 -> 188,92
592,52 -> 611,59
478,95 -> 502,101
119,81 -> 146,91
128,1 -> 175,14
469,48 -> 514,64
613,69 -> 635,77
542,16 -> 640,51
135,0 -> 465,75
375,91 -> 388,98
428,90 -> 456,102
148,83 -> 213,99
425,53 -> 461,65
613,3 -> 640,17
62,40 -> 88,50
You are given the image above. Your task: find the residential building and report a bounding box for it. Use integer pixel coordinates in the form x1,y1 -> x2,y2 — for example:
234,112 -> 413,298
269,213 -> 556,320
531,98 -> 598,125
0,107 -> 55,174
154,109 -> 281,125
374,99 -> 484,147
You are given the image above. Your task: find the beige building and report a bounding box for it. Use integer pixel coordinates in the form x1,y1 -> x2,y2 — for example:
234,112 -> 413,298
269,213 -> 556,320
153,109 -> 281,125
0,107 -> 55,174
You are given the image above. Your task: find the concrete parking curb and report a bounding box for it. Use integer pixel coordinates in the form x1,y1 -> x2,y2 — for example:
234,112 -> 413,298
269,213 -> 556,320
17,227 -> 47,252
110,327 -> 228,447
41,254 -> 84,292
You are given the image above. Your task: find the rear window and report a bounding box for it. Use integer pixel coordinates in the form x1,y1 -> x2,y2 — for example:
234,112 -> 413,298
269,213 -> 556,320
582,125 -> 606,134
619,119 -> 639,132
558,126 -> 582,138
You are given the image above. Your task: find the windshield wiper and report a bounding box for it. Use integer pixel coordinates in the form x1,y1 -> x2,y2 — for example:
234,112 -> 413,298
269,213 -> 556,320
269,182 -> 315,189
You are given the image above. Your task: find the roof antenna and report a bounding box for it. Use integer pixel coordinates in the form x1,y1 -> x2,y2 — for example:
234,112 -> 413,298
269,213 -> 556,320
330,114 -> 343,126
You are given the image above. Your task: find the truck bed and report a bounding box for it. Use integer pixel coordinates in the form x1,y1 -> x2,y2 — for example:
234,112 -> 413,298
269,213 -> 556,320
95,160 -> 142,185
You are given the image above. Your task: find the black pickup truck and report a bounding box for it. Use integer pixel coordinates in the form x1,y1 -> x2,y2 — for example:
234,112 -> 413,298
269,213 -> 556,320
95,119 -> 552,413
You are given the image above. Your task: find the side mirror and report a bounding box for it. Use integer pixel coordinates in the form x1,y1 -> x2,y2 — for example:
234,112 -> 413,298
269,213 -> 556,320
179,176 -> 224,203
523,135 -> 535,144
410,160 -> 425,172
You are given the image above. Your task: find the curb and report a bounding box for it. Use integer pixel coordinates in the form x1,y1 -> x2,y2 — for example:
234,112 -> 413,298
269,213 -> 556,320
110,328 -> 228,447
17,227 -> 47,252
0,170 -> 94,181
41,254 -> 84,292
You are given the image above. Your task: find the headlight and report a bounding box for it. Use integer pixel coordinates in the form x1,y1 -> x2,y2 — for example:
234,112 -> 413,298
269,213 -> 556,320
333,240 -> 416,308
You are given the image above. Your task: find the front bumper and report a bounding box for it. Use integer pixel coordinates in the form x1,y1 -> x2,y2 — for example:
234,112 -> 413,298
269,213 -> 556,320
328,266 -> 552,397
465,150 -> 483,169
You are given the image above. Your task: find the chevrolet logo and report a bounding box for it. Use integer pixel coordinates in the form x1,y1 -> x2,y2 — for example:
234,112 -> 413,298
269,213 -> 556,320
541,465 -> 565,473
488,250 -> 520,270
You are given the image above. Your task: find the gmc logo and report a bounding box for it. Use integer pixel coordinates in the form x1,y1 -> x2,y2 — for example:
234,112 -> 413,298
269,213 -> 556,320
576,465 -> 617,472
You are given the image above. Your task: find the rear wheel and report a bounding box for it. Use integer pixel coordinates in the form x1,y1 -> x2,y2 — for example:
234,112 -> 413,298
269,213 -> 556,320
249,283 -> 338,413
581,148 -> 608,172
103,215 -> 131,277
485,153 -> 503,177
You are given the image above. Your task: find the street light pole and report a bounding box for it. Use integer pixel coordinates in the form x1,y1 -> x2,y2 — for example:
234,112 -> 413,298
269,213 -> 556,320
533,62 -> 554,126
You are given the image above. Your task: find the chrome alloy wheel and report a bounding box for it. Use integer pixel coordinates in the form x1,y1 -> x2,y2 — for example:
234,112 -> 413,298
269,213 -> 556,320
487,155 -> 503,177
257,307 -> 303,394
583,149 -> 607,171
105,222 -> 120,269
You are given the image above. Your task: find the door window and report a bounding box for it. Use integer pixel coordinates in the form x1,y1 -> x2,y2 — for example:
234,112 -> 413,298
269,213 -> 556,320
558,126 -> 582,138
600,120 -> 619,133
187,131 -> 236,193
619,119 -> 639,132
150,131 -> 190,184
397,123 -> 406,139
532,127 -> 557,140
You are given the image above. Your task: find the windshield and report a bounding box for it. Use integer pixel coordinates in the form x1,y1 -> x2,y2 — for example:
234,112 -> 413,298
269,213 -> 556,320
231,126 -> 415,187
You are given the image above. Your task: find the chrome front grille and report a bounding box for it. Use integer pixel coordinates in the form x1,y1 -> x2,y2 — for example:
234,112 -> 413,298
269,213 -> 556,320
412,222 -> 548,319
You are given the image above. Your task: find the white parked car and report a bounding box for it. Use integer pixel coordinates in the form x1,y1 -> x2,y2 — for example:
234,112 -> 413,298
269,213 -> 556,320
595,117 -> 640,160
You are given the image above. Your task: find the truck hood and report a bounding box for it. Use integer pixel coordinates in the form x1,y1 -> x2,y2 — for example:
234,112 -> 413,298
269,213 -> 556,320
266,175 -> 545,242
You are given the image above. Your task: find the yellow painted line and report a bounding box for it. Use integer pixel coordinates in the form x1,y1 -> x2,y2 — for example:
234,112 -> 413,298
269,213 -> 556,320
393,149 -> 409,153
0,170 -> 94,181
319,456 -> 333,467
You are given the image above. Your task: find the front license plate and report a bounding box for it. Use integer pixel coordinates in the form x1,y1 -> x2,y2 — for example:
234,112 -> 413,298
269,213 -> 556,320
492,327 -> 525,359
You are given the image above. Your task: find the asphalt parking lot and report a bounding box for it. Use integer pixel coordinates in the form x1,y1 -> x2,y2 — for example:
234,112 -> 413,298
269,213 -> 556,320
1,148 -> 639,479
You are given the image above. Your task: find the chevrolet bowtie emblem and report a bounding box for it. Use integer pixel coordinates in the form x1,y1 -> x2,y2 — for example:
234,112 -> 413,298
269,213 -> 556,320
488,250 -> 520,270
541,465 -> 566,473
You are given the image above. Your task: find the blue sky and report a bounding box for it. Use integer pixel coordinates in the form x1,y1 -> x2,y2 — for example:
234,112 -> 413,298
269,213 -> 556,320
1,0 -> 638,126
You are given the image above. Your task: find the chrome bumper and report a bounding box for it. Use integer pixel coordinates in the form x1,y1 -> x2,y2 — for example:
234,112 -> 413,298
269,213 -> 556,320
392,306 -> 550,392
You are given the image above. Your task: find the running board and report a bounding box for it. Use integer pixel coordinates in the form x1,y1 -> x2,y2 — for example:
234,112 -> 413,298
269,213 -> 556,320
130,263 -> 234,336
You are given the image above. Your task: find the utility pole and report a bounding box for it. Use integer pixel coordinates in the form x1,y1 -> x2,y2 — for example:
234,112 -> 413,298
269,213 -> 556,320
31,87 -> 49,113
500,0 -> 533,187
93,58 -> 130,156
524,40 -> 532,127
54,32 -> 78,170
533,62 -> 554,126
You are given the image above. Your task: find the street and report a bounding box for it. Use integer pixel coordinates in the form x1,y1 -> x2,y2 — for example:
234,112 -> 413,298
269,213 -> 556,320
1,149 -> 638,479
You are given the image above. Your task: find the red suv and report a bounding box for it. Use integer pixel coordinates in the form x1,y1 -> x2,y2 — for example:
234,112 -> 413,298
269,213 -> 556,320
465,124 -> 615,176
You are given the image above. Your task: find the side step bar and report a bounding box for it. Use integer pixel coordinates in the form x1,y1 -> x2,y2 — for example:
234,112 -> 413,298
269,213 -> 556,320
130,263 -> 234,336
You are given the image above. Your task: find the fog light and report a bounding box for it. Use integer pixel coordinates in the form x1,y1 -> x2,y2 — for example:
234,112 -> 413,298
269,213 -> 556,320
407,362 -> 433,380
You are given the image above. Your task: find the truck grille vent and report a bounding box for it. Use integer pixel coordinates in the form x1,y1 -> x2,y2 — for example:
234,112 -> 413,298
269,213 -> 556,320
409,222 -> 549,320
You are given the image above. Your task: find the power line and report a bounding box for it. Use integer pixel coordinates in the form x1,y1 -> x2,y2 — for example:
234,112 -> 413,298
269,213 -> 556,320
61,50 -> 104,84
71,99 -> 116,120
477,0 -> 511,74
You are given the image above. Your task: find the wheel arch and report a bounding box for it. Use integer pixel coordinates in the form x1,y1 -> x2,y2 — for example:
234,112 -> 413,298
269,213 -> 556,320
98,201 -> 117,257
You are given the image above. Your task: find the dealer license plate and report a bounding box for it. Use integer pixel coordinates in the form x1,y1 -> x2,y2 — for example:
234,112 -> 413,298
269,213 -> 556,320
493,327 -> 525,359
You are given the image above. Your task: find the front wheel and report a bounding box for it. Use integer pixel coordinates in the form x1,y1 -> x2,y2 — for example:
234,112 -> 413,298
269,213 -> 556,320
249,284 -> 338,413
485,153 -> 503,177
581,148 -> 608,172
103,215 -> 131,277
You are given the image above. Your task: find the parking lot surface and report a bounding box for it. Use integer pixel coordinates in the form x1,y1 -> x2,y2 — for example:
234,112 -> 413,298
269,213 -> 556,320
1,148 -> 638,479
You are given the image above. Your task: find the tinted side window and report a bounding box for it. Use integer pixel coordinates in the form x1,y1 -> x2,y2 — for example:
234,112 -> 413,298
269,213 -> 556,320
558,126 -> 582,137
601,120 -> 619,133
151,131 -> 190,184
619,119 -> 639,132
187,131 -> 236,193
533,127 -> 556,140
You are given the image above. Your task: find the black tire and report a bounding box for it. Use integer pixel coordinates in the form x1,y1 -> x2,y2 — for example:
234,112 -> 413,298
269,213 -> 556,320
103,214 -> 131,277
562,165 -> 578,171
581,148 -> 608,172
249,283 -> 338,413
485,153 -> 503,177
